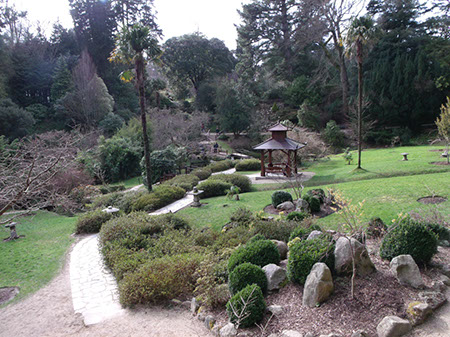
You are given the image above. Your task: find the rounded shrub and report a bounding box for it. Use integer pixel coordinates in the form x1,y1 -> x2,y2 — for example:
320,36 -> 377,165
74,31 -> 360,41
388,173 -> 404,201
247,234 -> 266,244
250,219 -> 298,242
286,211 -> 307,222
163,174 -> 200,191
235,159 -> 260,172
207,159 -> 234,173
303,194 -> 321,213
304,188 -> 326,203
229,207 -> 254,227
228,262 -> 267,295
209,173 -> 251,193
379,216 -> 438,264
132,185 -> 185,212
287,237 -> 335,284
76,208 -> 113,234
271,190 -> 293,208
422,222 -> 450,241
197,180 -> 232,198
191,167 -> 212,180
226,284 -> 266,328
288,224 -> 322,242
228,239 -> 280,273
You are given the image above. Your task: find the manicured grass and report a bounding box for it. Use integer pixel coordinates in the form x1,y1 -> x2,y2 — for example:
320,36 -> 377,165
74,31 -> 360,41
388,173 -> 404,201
178,171 -> 450,231
217,140 -> 234,154
0,211 -> 76,305
303,145 -> 449,186
114,176 -> 143,188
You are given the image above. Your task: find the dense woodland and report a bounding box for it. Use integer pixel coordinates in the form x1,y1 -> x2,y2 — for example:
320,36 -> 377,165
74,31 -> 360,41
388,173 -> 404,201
0,0 -> 449,185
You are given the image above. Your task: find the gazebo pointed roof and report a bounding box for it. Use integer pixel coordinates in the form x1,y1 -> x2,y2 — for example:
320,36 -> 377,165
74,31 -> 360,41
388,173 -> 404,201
253,123 -> 306,151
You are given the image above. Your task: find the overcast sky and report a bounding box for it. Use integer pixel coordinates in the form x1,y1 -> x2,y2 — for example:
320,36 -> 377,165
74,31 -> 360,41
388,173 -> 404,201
10,0 -> 252,49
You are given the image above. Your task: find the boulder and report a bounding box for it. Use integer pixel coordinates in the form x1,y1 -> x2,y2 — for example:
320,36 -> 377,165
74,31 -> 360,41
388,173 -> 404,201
418,291 -> 447,310
319,334 -> 343,337
431,280 -> 446,293
351,331 -> 369,337
439,274 -> 450,286
376,316 -> 412,337
406,301 -> 432,326
441,264 -> 450,278
307,230 -> 323,240
219,323 -> 237,337
272,240 -> 289,260
295,199 -> 309,212
279,259 -> 288,269
263,264 -> 287,291
280,330 -> 303,337
390,255 -> 424,289
277,201 -> 295,211
334,237 -> 375,276
267,304 -> 284,316
191,297 -> 200,315
302,262 -> 334,308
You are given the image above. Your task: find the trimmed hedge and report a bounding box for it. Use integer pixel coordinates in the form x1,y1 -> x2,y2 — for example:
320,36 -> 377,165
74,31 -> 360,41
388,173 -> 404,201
303,194 -> 321,213
271,191 -> 293,207
287,237 -> 335,284
191,167 -> 212,180
228,239 -> 280,273
76,208 -> 113,234
209,173 -> 251,193
197,180 -> 232,198
132,185 -> 185,212
380,216 -> 438,264
207,159 -> 235,173
163,174 -> 200,191
235,159 -> 260,171
289,224 -> 322,241
251,219 -> 298,242
226,284 -> 266,328
119,253 -> 203,307
229,262 -> 267,295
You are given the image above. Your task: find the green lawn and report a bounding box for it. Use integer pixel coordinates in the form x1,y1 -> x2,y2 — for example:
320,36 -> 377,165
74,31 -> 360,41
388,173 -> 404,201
303,145 -> 449,186
113,176 -> 143,188
179,145 -> 450,231
0,211 -> 76,305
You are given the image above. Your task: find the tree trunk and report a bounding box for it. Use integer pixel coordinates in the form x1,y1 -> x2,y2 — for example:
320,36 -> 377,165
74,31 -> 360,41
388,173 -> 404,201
136,54 -> 152,192
357,42 -> 363,169
339,49 -> 350,116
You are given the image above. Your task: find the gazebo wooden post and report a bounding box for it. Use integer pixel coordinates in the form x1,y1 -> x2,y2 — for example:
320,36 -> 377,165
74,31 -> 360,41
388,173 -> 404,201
286,151 -> 292,177
294,149 -> 298,174
260,150 -> 266,176
268,150 -> 273,166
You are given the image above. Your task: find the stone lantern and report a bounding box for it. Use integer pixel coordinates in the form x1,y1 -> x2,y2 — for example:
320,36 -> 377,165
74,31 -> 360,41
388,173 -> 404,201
5,222 -> 19,241
188,187 -> 204,207
102,206 -> 120,214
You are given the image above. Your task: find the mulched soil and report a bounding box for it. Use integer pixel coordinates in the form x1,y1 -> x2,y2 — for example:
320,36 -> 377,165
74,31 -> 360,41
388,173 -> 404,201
430,161 -> 450,165
0,287 -> 19,305
264,204 -> 336,218
429,149 -> 445,152
207,239 -> 450,337
417,196 -> 448,205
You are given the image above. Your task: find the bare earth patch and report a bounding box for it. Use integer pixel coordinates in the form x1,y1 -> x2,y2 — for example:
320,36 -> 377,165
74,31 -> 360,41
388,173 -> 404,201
0,287 -> 19,305
417,196 -> 448,205
430,161 -> 450,165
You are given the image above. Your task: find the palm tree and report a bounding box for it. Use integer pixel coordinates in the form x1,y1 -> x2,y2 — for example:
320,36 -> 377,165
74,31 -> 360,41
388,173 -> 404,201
110,24 -> 161,191
346,16 -> 377,169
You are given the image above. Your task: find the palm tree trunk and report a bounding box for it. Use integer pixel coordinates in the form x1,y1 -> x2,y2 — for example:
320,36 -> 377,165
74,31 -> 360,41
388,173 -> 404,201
357,60 -> 362,169
136,54 -> 152,192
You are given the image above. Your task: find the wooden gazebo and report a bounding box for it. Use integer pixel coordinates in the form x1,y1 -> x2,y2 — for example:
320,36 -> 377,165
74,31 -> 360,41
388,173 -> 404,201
253,123 -> 306,177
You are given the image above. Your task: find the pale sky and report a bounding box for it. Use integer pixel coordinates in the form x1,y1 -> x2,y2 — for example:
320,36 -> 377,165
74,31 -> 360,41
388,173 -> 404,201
10,0 -> 252,49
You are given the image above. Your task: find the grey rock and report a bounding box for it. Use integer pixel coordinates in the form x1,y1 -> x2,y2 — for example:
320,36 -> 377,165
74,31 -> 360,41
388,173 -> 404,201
280,330 -> 303,337
439,240 -> 450,247
351,331 -> 369,337
295,199 -> 309,212
197,311 -> 206,321
204,315 -> 216,330
304,333 -> 314,337
220,323 -> 237,337
307,230 -> 323,240
334,237 -> 375,276
267,304 -> 284,316
376,316 -> 412,337
263,264 -> 287,291
302,262 -> 334,308
272,240 -> 289,260
439,274 -> 450,286
268,334 -> 278,337
277,201 -> 295,211
319,334 -> 343,337
418,291 -> 447,310
236,332 -> 252,337
390,255 -> 424,289
191,297 -> 200,315
279,259 -> 288,269
212,326 -> 221,337
441,264 -> 450,278
431,280 -> 447,293
406,302 -> 432,326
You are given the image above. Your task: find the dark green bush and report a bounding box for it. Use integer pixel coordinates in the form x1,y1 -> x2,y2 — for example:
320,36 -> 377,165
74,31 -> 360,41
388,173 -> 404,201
287,237 -> 335,284
271,191 -> 293,207
99,184 -> 126,194
131,185 -> 185,212
286,211 -> 307,222
322,120 -> 345,149
228,262 -> 267,295
212,226 -> 254,251
119,253 -> 202,307
191,167 -> 212,180
247,234 -> 266,244
226,284 -> 266,328
102,243 -> 149,280
76,208 -> 113,234
90,192 -> 124,210
303,194 -> 321,212
235,159 -> 260,171
228,239 -> 280,273
197,180 -> 232,198
209,173 -> 251,192
163,174 -> 199,191
251,219 -> 297,242
207,159 -> 234,173
304,189 -> 326,203
423,222 -> 450,241
289,224 -> 322,241
379,216 -> 438,264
